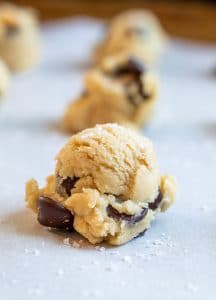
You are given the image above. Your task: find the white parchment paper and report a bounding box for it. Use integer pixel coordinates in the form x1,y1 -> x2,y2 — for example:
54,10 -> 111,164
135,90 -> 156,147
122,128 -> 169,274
0,19 -> 216,299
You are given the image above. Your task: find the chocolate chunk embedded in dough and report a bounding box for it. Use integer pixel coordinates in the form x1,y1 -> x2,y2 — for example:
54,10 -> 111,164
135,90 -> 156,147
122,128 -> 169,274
38,196 -> 74,231
112,57 -> 151,104
111,56 -> 144,77
135,229 -> 147,238
149,189 -> 163,210
127,56 -> 145,75
56,176 -> 79,197
107,205 -> 148,224
4,21 -> 20,36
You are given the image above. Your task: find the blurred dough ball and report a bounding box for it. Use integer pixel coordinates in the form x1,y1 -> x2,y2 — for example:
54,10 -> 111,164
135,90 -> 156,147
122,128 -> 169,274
62,55 -> 158,133
0,2 -> 41,72
0,58 -> 10,99
94,9 -> 167,65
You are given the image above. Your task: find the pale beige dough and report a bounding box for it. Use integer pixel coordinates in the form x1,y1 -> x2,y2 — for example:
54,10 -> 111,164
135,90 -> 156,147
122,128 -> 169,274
0,58 -> 10,99
0,2 -> 41,72
25,124 -> 176,246
94,9 -> 167,65
62,56 -> 158,133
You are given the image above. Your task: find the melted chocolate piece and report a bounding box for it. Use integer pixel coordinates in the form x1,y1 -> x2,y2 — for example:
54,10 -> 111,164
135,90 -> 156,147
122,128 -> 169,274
38,196 -> 74,231
107,205 -> 148,224
56,176 -> 79,197
149,189 -> 163,210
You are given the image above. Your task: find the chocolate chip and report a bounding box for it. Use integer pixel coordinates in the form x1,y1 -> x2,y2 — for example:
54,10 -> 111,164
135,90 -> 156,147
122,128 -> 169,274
109,56 -> 150,104
135,229 -> 147,238
111,56 -> 144,77
107,205 -> 148,224
38,196 -> 74,231
127,82 -> 150,106
81,90 -> 89,97
127,57 -> 145,75
149,189 -> 163,210
5,24 -> 20,37
56,176 -> 79,197
127,57 -> 150,102
61,177 -> 79,196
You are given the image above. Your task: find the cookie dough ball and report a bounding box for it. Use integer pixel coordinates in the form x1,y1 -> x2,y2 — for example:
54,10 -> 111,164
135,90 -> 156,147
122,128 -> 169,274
62,56 -> 158,133
94,9 -> 167,65
0,58 -> 10,99
25,123 -> 176,246
0,3 -> 41,72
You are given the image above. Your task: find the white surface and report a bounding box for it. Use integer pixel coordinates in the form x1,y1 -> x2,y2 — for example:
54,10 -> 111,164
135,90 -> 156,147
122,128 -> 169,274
0,19 -> 216,300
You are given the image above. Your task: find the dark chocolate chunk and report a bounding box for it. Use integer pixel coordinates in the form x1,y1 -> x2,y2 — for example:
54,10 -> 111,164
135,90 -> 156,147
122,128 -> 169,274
127,57 -> 150,102
127,56 -> 145,75
5,23 -> 20,37
81,90 -> 89,97
38,196 -> 74,231
149,189 -> 163,210
135,229 -> 147,238
111,56 -> 144,77
137,78 -> 151,100
107,205 -> 148,224
109,56 -> 150,104
61,177 -> 79,197
126,81 -> 150,106
56,176 -> 79,197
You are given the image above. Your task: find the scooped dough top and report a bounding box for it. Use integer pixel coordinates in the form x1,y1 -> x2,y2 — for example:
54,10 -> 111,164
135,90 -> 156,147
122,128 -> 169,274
56,123 -> 160,202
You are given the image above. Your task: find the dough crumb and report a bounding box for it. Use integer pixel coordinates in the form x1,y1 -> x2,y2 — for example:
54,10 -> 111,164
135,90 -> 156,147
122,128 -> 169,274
63,237 -> 71,246
121,255 -> 132,264
105,264 -> 119,272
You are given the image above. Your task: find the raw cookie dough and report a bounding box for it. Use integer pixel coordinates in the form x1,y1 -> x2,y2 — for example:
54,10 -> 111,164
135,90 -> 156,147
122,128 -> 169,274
0,2 -> 40,71
0,58 -> 10,99
62,56 -> 158,133
25,123 -> 176,246
94,9 -> 167,65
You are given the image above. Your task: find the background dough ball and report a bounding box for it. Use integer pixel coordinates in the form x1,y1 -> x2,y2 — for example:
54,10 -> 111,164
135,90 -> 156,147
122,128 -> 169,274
94,9 -> 167,65
62,56 -> 158,133
0,58 -> 10,99
0,3 -> 41,72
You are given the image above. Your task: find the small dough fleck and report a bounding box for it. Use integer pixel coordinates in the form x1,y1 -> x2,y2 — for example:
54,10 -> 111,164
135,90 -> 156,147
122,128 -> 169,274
25,123 -> 176,246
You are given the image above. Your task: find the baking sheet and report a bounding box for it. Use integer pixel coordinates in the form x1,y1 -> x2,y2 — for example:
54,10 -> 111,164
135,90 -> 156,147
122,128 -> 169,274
0,18 -> 216,299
